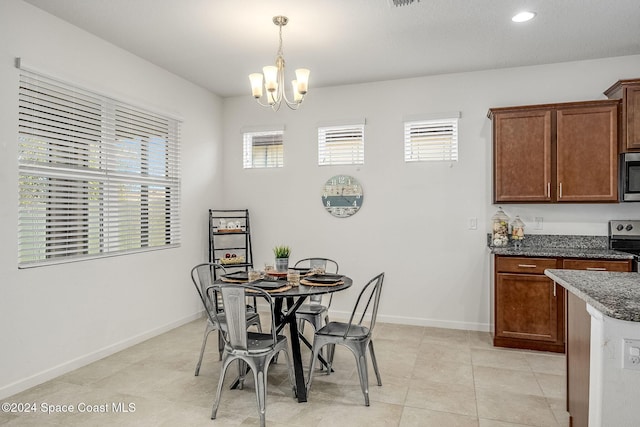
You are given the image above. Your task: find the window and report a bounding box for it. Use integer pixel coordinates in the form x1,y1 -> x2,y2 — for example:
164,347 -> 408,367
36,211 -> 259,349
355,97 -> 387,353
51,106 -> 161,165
17,67 -> 181,268
318,122 -> 365,166
243,130 -> 284,168
404,114 -> 459,162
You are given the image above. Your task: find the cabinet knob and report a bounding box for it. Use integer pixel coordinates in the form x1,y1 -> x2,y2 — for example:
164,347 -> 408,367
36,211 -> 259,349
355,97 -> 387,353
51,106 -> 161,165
617,224 -> 625,231
626,224 -> 634,231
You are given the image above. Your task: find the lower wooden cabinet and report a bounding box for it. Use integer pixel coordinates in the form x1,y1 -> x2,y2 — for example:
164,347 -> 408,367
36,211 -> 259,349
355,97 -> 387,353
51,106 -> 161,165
492,255 -> 632,353
494,256 -> 564,352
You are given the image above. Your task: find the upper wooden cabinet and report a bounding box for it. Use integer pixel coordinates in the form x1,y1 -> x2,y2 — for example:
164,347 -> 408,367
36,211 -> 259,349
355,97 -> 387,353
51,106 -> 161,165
604,78 -> 640,152
489,100 -> 619,203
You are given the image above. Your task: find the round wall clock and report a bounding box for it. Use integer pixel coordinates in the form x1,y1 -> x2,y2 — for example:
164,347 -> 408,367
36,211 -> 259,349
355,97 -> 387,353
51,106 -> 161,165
321,174 -> 364,218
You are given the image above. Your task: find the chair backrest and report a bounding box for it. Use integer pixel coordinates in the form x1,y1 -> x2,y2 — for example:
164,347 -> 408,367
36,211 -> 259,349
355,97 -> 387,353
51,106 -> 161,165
208,284 -> 278,351
294,257 -> 339,274
345,272 -> 385,338
294,258 -> 339,305
190,263 -> 227,316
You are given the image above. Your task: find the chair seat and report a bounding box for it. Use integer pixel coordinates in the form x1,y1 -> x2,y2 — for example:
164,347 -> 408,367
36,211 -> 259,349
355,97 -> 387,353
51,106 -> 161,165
296,303 -> 328,316
316,321 -> 370,339
225,332 -> 288,354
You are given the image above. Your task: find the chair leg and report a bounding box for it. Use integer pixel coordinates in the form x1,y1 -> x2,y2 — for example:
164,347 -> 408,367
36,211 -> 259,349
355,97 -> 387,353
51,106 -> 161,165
195,324 -> 215,376
306,342 -> 323,395
211,355 -> 234,420
252,365 -> 267,427
354,344 -> 370,406
368,340 -> 382,386
217,330 -> 224,361
326,343 -> 336,375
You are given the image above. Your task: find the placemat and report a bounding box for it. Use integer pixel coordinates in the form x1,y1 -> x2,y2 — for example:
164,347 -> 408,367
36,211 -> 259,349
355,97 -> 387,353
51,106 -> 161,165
246,284 -> 292,293
220,277 -> 248,283
299,278 -> 344,287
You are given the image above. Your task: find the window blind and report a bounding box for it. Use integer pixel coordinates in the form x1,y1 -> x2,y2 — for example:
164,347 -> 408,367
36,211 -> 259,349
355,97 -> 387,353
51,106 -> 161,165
17,69 -> 181,268
318,124 -> 365,166
243,131 -> 284,168
404,117 -> 458,162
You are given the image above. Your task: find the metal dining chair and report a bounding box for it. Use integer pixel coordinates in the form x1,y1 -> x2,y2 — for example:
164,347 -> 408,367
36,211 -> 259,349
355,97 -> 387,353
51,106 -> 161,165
294,257 -> 339,334
208,284 -> 295,427
306,272 -> 385,406
190,263 -> 262,376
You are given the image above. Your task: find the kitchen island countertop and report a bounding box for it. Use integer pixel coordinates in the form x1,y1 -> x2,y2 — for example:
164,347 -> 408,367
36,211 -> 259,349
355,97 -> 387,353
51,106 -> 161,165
544,269 -> 640,322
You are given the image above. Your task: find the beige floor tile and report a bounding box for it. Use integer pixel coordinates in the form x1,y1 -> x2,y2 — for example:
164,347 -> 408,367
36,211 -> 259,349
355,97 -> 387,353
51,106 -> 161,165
412,357 -> 475,386
478,419 -> 534,427
405,379 -> 477,416
3,319 -> 567,427
534,372 -> 565,400
476,389 -> 558,427
473,366 -> 544,396
416,340 -> 473,364
400,406 -> 479,427
421,327 -> 470,348
468,331 -> 494,349
525,352 -> 566,375
471,348 -> 531,372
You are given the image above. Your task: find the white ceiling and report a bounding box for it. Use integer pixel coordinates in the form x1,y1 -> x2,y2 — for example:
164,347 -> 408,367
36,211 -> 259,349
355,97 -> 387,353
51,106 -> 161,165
23,0 -> 640,98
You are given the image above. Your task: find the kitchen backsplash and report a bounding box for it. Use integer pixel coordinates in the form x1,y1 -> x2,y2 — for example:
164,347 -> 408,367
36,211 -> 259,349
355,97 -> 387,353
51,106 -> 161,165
487,234 -> 608,249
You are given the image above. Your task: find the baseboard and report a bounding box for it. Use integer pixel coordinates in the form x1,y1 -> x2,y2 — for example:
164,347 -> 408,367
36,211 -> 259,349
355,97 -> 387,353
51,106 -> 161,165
0,311 -> 203,400
328,310 -> 490,332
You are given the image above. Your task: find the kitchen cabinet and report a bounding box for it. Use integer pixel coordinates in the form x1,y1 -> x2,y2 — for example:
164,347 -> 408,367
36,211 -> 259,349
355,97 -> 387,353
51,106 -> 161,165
494,256 -> 565,352
489,100 -> 619,203
604,78 -> 640,152
493,255 -> 632,353
562,258 -> 632,272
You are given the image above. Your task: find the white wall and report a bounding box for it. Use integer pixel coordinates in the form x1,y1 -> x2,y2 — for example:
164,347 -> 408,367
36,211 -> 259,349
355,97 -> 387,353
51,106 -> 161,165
0,0 -> 223,398
222,55 -> 640,330
3,0 -> 640,401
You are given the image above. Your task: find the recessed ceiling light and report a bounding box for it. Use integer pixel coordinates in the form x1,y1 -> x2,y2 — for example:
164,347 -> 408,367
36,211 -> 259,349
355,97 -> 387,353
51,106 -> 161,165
512,11 -> 536,23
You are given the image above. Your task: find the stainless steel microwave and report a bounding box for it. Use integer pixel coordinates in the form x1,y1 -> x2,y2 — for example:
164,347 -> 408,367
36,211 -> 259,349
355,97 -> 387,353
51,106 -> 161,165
620,153 -> 640,201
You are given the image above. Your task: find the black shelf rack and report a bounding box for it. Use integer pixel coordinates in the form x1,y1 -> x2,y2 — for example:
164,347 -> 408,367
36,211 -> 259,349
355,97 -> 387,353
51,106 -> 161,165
208,209 -> 253,280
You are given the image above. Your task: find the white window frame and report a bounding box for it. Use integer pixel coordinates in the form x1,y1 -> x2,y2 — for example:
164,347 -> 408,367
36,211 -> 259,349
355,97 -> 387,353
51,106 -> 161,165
318,120 -> 365,166
17,65 -> 181,268
404,113 -> 460,162
243,129 -> 284,169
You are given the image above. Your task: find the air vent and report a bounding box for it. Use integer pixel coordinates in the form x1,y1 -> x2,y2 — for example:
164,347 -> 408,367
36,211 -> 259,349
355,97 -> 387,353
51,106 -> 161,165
389,0 -> 420,6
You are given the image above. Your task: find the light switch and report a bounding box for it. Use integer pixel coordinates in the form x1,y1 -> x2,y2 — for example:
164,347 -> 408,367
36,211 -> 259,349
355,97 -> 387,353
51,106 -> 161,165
468,217 -> 477,230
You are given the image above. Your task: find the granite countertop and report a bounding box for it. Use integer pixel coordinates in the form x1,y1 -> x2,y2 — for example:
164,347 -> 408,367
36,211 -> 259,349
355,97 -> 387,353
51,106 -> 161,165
487,234 -> 636,260
545,269 -> 640,322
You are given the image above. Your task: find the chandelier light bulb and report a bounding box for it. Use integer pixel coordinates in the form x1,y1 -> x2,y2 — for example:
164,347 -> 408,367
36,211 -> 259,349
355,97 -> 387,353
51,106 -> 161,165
249,73 -> 264,98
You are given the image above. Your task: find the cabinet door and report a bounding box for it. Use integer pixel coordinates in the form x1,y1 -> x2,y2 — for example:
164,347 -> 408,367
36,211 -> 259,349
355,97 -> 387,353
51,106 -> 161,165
493,110 -> 552,202
556,104 -> 618,202
495,273 -> 562,343
626,85 -> 640,150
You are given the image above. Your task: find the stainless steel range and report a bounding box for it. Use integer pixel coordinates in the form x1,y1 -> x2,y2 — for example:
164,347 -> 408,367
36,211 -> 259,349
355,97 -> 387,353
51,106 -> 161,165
609,220 -> 640,271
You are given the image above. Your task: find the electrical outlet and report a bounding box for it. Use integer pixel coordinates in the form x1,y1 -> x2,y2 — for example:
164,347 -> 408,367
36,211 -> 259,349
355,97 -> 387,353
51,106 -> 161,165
468,217 -> 477,230
623,339 -> 640,370
534,217 -> 543,230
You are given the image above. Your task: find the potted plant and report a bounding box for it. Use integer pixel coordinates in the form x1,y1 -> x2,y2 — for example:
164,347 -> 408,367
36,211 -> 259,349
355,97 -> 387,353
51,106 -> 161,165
273,245 -> 291,272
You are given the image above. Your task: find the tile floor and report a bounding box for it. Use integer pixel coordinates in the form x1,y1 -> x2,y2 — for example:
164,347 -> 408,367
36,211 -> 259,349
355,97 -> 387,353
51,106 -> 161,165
0,318 -> 569,426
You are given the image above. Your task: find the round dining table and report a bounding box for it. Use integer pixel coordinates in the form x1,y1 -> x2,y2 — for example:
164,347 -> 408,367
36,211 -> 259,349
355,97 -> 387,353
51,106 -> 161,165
219,275 -> 352,403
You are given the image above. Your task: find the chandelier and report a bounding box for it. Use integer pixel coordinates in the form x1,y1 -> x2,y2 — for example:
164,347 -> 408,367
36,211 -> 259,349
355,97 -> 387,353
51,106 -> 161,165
249,16 -> 310,111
